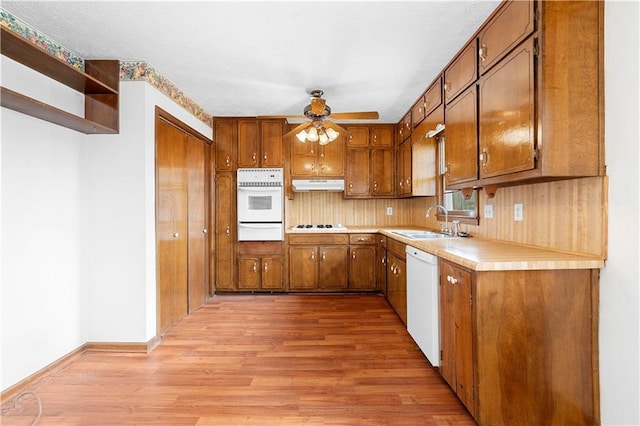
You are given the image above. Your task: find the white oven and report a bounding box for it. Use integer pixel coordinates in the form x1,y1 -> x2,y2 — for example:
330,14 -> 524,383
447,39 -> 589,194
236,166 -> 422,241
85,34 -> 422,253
237,168 -> 283,241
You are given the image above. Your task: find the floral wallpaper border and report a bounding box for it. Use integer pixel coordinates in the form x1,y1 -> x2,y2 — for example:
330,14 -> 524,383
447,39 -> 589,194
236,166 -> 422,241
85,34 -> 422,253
0,8 -> 213,127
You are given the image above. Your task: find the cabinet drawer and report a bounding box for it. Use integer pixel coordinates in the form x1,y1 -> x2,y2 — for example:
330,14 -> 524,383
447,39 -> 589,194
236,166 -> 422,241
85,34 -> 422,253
288,234 -> 349,245
238,241 -> 284,255
387,238 -> 406,259
349,234 -> 376,245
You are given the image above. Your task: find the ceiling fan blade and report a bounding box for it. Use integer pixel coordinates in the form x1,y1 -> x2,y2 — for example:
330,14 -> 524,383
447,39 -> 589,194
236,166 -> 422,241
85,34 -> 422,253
330,111 -> 379,120
257,115 -> 305,119
284,122 -> 312,138
323,121 -> 348,135
310,97 -> 326,115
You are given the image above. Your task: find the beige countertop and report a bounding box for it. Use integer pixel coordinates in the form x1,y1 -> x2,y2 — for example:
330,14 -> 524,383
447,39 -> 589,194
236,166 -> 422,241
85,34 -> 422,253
286,225 -> 604,271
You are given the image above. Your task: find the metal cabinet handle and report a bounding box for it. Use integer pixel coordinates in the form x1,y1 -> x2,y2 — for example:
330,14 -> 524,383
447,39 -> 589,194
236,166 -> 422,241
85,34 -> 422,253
263,153 -> 268,162
373,182 -> 378,192
352,252 -> 357,260
447,275 -> 458,285
349,182 -> 353,190
253,262 -> 258,273
480,149 -> 488,168
173,232 -> 179,238
311,251 -> 316,261
321,251 -> 326,261
225,156 -> 230,166
264,262 -> 268,272
225,226 -> 230,236
444,81 -> 451,92
479,44 -> 487,61
202,228 -> 208,234
381,256 -> 387,265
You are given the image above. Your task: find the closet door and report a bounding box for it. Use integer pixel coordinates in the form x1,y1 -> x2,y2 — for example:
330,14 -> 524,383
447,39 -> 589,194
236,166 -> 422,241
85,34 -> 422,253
156,119 -> 188,334
187,134 -> 207,312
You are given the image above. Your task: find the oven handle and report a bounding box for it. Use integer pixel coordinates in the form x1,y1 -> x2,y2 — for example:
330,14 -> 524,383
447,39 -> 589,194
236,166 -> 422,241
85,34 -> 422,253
238,186 -> 282,192
238,223 -> 282,229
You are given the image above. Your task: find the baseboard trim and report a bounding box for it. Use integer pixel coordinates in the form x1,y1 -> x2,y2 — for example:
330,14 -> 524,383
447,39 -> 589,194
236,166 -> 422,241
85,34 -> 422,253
1,336 -> 161,402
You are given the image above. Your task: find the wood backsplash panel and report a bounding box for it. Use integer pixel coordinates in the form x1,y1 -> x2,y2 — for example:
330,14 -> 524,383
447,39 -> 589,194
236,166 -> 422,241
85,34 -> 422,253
410,177 -> 607,257
285,192 -> 413,227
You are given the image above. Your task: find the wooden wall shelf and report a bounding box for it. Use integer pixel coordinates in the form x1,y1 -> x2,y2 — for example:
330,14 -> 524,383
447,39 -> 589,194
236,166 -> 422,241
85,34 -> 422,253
0,26 -> 119,134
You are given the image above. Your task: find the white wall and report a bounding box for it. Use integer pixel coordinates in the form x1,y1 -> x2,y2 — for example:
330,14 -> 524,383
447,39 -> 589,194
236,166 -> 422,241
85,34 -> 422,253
1,58 -> 89,389
600,1 -> 640,424
0,64 -> 211,390
86,81 -> 211,343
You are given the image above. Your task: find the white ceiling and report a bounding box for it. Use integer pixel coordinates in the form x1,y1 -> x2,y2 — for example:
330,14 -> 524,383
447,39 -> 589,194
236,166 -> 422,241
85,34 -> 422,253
1,1 -> 500,124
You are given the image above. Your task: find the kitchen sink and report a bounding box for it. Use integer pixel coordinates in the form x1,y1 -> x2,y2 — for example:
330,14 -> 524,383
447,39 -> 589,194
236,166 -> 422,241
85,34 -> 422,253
390,230 -> 452,239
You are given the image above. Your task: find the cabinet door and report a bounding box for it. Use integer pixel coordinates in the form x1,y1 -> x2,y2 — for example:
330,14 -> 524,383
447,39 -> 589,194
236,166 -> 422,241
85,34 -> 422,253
402,140 -> 412,194
238,256 -> 261,290
346,126 -> 369,148
371,125 -> 394,147
318,135 -> 344,177
346,149 -> 370,196
424,77 -> 443,116
445,85 -> 478,186
371,148 -> 394,197
288,246 -> 317,290
479,38 -> 536,178
318,245 -> 348,290
215,119 -> 236,171
291,138 -> 316,176
215,173 -> 236,291
444,40 -> 478,104
412,95 -> 427,128
349,246 -> 376,290
237,119 -> 260,168
260,120 -> 284,167
478,0 -> 535,75
261,256 -> 283,290
376,236 -> 387,294
440,260 -> 474,415
395,258 -> 407,324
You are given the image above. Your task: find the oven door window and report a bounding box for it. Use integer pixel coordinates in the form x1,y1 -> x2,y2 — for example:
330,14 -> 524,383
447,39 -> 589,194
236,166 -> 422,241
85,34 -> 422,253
248,195 -> 272,211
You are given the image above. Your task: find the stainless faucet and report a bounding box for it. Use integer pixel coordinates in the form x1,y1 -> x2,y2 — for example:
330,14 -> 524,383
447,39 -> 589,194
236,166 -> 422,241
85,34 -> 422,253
426,204 -> 449,234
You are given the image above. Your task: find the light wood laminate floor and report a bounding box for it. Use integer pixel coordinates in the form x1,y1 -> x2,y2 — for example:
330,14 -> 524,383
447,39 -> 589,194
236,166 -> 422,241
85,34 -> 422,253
2,294 -> 475,425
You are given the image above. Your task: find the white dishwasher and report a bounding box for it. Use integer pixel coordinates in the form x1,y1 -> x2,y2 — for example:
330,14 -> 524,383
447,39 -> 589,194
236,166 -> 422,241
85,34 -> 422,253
406,245 -> 440,367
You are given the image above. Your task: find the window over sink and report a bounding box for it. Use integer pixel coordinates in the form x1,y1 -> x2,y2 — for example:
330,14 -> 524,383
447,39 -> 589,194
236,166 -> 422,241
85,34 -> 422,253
438,136 -> 479,225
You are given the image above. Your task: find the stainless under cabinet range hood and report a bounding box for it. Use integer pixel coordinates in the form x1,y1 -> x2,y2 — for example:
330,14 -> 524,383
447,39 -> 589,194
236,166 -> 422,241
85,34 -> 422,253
292,179 -> 345,192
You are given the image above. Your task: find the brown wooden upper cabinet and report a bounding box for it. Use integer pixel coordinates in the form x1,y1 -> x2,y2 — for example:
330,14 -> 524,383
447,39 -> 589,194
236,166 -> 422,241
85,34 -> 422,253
444,40 -> 478,105
396,112 -> 412,143
345,125 -> 394,198
478,0 -> 535,75
290,130 -> 344,178
444,85 -> 478,186
412,76 -> 443,129
214,118 -> 237,171
237,119 -> 284,168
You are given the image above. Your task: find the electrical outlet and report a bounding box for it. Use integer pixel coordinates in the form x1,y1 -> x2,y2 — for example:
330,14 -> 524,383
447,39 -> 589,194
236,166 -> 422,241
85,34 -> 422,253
514,203 -> 524,221
484,204 -> 494,219
386,206 -> 393,216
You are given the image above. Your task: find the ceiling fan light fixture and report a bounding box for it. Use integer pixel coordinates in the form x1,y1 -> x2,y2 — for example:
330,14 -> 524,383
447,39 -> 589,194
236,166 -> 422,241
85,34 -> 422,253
307,126 -> 319,142
296,130 -> 308,142
326,127 -> 339,141
318,130 -> 329,145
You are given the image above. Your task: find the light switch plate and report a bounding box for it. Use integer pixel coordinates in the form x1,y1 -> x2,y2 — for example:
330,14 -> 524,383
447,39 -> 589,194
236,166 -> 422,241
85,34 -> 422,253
484,204 -> 494,219
514,203 -> 524,221
386,206 -> 393,216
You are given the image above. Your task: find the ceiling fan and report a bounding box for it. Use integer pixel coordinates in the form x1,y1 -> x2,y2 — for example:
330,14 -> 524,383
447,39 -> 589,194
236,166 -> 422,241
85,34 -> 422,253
259,90 -> 379,145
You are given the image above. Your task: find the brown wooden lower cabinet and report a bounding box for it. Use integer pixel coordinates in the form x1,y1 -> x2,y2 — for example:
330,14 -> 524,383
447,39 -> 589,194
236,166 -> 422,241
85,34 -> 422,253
288,234 -> 349,292
348,234 -> 377,291
237,241 -> 285,292
439,258 -> 599,425
385,239 -> 407,324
